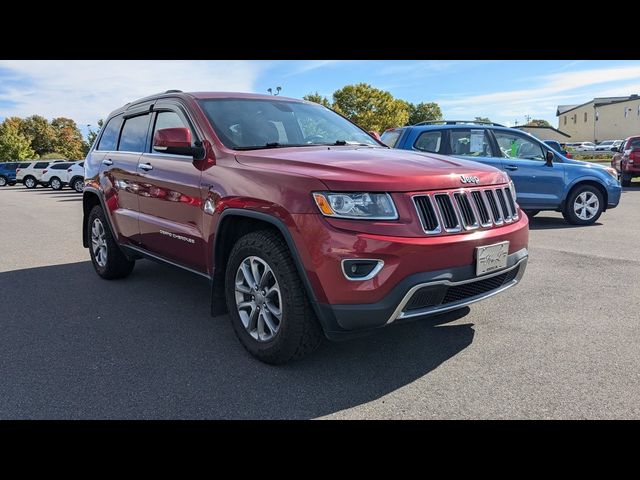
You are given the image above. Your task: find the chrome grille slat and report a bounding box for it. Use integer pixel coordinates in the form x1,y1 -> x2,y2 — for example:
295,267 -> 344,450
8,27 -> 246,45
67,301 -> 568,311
413,185 -> 518,235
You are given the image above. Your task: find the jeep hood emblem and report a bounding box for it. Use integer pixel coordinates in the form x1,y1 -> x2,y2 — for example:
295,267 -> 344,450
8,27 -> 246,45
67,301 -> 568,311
460,175 -> 480,184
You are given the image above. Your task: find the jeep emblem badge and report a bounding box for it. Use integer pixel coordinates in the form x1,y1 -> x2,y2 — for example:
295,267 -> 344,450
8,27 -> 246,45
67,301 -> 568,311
460,175 -> 480,184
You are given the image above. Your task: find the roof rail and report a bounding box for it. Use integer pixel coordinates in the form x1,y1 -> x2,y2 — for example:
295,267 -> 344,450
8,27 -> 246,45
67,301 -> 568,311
414,120 -> 506,127
164,89 -> 183,93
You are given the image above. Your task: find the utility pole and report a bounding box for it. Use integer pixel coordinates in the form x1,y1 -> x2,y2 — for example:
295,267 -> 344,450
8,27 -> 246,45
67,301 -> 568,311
524,114 -> 531,125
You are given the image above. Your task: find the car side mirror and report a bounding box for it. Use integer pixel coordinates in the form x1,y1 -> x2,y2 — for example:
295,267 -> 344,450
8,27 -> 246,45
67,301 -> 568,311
368,131 -> 382,141
545,149 -> 554,166
153,127 -> 205,159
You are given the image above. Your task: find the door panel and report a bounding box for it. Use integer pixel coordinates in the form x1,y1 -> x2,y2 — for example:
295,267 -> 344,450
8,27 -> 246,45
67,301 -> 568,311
136,153 -> 205,271
492,130 -> 565,209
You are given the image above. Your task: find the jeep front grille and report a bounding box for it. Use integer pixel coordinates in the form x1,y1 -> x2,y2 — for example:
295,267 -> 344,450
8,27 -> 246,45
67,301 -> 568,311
413,185 -> 518,235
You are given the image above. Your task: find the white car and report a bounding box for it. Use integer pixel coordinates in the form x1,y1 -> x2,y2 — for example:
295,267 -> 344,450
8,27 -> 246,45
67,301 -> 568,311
595,140 -> 624,151
568,142 -> 596,152
16,161 -> 52,188
65,161 -> 85,192
41,162 -> 74,190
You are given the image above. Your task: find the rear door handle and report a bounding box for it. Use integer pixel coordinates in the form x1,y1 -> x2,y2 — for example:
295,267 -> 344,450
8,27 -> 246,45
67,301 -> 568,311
505,165 -> 518,171
139,163 -> 153,171
102,159 -> 113,166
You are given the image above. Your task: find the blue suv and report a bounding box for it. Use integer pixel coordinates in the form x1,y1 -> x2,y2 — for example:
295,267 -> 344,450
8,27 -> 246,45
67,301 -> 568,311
0,162 -> 19,187
382,121 -> 622,225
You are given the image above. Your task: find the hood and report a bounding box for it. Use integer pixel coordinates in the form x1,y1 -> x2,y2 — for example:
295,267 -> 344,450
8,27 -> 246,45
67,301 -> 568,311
235,146 -> 509,192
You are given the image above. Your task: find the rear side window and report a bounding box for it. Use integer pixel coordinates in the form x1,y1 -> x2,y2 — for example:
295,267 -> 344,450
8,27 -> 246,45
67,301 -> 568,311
18,162 -> 31,168
34,162 -> 49,169
118,115 -> 151,153
97,116 -> 124,151
51,163 -> 71,169
381,129 -> 403,148
449,129 -> 493,157
414,131 -> 442,153
79,162 -> 84,167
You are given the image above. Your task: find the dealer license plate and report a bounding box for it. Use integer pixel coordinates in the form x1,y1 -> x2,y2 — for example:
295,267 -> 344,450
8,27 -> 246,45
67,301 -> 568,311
476,241 -> 509,276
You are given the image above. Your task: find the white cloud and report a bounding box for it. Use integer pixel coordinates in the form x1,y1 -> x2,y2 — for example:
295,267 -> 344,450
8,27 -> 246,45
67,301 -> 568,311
284,60 -> 341,76
436,63 -> 640,125
0,60 -> 262,126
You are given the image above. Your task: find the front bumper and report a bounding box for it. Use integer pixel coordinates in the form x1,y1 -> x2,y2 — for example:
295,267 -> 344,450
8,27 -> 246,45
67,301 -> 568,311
316,248 -> 528,339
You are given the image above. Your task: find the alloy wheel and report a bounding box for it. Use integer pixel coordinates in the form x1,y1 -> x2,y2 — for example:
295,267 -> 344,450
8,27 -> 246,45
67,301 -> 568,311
25,178 -> 35,188
74,179 -> 84,192
91,218 -> 108,267
51,178 -> 61,190
234,255 -> 283,342
0,177 -> 6,187
574,191 -> 599,221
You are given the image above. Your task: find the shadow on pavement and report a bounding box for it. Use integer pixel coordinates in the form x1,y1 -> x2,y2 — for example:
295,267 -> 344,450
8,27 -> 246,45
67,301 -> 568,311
0,260 -> 474,419
528,216 -> 602,230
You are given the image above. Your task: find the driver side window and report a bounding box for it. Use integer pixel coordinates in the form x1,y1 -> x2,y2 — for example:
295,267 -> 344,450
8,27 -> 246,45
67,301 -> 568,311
493,131 -> 545,161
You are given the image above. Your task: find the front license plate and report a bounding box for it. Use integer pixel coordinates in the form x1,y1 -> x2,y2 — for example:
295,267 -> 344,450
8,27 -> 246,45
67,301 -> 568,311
476,241 -> 509,276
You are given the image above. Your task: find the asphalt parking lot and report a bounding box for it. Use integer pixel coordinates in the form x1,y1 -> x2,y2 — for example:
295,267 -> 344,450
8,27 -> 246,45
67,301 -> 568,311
1,183 -> 639,419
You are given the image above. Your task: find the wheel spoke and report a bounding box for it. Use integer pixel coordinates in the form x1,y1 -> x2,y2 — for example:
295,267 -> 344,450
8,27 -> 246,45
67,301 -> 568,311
235,283 -> 252,294
237,300 -> 255,311
261,309 -> 279,335
265,300 -> 281,318
240,261 -> 255,287
247,305 -> 259,331
259,266 -> 272,289
250,258 -> 262,289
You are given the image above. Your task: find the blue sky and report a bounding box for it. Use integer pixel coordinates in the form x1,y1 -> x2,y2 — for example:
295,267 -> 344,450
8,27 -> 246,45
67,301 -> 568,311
1,60 -> 640,137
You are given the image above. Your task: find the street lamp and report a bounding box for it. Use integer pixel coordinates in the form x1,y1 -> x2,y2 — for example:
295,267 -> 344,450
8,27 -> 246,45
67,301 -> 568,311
267,86 -> 282,96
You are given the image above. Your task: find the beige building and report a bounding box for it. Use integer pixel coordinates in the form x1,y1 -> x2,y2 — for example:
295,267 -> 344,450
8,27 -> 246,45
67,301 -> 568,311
556,95 -> 640,142
514,125 -> 571,142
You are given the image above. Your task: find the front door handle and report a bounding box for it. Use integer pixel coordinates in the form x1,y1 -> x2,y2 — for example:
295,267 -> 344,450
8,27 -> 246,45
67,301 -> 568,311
505,165 -> 518,171
102,158 -> 113,166
139,163 -> 153,171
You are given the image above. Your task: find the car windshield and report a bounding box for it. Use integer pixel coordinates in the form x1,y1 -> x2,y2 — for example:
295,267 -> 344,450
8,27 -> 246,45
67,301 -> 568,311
199,98 -> 380,150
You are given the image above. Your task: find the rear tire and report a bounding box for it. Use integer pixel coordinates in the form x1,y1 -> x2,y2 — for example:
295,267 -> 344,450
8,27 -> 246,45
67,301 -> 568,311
71,177 -> 84,193
621,174 -> 632,187
0,176 -> 7,187
524,210 -> 540,218
50,177 -> 62,190
24,176 -> 36,189
562,185 -> 604,225
225,230 -> 323,364
87,205 -> 135,280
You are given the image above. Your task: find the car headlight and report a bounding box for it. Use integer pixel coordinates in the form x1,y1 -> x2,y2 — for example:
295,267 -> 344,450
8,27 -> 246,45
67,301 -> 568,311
603,167 -> 619,180
312,192 -> 398,220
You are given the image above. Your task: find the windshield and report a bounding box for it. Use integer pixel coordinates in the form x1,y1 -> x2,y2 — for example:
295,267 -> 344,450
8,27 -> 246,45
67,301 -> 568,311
199,98 -> 380,150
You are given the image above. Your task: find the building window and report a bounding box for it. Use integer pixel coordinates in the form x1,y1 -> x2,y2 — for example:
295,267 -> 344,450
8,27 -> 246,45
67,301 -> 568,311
625,107 -> 629,118
573,114 -> 577,124
564,116 -> 567,125
584,112 -> 587,122
637,105 -> 640,116
595,110 -> 599,121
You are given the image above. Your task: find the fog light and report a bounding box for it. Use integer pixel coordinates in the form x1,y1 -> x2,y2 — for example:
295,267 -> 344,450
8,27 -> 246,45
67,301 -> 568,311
341,259 -> 384,281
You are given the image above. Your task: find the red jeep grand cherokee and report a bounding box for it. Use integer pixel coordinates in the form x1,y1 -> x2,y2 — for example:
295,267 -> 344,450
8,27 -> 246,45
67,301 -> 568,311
82,91 -> 529,364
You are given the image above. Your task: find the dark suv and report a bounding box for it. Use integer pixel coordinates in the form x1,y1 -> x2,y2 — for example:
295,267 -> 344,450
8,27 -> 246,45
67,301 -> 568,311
0,162 -> 19,187
83,92 -> 529,363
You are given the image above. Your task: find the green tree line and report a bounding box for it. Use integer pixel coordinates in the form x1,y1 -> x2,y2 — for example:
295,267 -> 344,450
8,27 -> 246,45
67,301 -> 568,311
304,83 -> 443,132
0,115 -> 91,162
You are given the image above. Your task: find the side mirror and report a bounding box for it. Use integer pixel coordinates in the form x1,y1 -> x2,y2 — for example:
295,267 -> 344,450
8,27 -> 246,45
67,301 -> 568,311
153,128 -> 205,159
368,131 -> 382,141
545,149 -> 554,166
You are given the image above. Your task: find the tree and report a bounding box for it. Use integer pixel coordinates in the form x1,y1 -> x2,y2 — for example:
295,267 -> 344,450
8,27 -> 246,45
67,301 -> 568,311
40,152 -> 68,160
303,92 -> 331,108
51,117 -> 84,159
407,102 -> 443,125
525,118 -> 551,127
19,115 -> 56,157
331,83 -> 409,132
474,116 -> 491,123
0,117 -> 35,160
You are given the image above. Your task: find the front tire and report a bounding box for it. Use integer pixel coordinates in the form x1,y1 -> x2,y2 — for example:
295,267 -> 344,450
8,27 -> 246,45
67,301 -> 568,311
524,209 -> 540,218
87,205 -> 135,279
50,177 -> 62,190
24,176 -> 37,189
71,177 -> 84,193
621,174 -> 632,187
562,185 -> 604,225
225,230 -> 323,364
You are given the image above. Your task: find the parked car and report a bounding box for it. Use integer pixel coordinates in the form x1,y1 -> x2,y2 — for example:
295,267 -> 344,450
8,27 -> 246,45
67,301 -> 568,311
595,140 -> 624,151
611,136 -> 640,186
66,161 -> 85,192
0,162 -> 19,186
16,161 -> 53,188
41,162 -> 74,190
82,91 -> 529,364
544,140 -> 572,158
567,142 -> 596,152
382,121 -> 621,225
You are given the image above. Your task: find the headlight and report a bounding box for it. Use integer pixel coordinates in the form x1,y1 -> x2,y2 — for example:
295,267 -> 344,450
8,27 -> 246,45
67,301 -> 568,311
603,167 -> 619,180
312,192 -> 398,220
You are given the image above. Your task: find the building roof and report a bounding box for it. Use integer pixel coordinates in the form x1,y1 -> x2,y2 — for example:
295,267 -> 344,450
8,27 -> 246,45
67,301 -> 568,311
514,125 -> 571,138
556,95 -> 640,116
